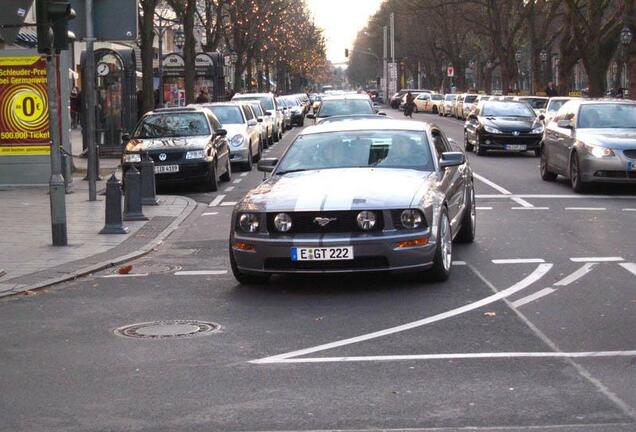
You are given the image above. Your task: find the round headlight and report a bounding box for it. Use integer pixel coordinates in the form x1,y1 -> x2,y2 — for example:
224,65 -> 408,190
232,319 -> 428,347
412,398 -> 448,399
230,134 -> 245,147
401,209 -> 423,229
238,213 -> 260,233
274,213 -> 292,232
356,211 -> 377,231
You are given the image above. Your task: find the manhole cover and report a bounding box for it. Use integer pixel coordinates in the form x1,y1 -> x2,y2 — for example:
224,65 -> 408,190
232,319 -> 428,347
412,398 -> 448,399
114,320 -> 220,339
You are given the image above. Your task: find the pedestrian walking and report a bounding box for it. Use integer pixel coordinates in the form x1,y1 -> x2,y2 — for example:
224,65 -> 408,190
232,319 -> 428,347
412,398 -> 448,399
195,88 -> 210,104
70,87 -> 80,129
545,81 -> 558,97
404,91 -> 415,118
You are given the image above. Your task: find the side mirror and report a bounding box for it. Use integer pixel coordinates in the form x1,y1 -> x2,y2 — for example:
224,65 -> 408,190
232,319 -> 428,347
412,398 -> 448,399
468,114 -> 478,121
215,128 -> 228,137
538,114 -> 545,121
439,152 -> 466,169
247,119 -> 258,126
265,111 -> 272,116
557,119 -> 574,129
257,158 -> 279,173
257,118 -> 263,123
306,113 -> 316,119
378,111 -> 387,116
121,132 -> 131,144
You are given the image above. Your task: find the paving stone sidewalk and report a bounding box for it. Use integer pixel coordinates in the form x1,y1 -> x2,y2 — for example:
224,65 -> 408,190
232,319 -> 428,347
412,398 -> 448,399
0,178 -> 196,298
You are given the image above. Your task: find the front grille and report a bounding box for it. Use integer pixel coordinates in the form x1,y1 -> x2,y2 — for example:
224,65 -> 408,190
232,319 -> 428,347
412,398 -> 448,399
148,151 -> 184,163
266,211 -> 384,234
594,170 -> 636,179
486,136 -> 541,146
623,149 -> 636,159
264,256 -> 389,271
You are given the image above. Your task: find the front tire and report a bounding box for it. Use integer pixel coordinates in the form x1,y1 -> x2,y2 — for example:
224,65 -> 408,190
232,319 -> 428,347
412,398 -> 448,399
570,152 -> 588,193
242,147 -> 253,171
220,156 -> 231,182
428,208 -> 452,282
540,148 -> 558,181
475,139 -> 486,156
456,185 -> 476,243
464,132 -> 474,152
205,162 -> 218,192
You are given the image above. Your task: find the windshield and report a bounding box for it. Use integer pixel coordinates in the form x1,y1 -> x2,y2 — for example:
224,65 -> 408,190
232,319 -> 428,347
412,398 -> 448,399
578,104 -> 636,128
207,106 -> 244,125
547,99 -> 569,113
445,95 -> 455,101
234,95 -> 274,110
249,104 -> 264,116
431,94 -> 443,100
521,98 -> 548,109
276,130 -> 434,173
134,113 -> 210,138
318,100 -> 373,117
482,102 -> 535,117
464,95 -> 478,103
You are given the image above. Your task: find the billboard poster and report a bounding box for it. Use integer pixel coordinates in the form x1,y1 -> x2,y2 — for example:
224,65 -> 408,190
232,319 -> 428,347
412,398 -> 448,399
0,56 -> 50,156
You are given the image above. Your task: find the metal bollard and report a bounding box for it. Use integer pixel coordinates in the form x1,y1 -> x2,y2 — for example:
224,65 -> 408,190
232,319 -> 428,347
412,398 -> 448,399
99,174 -> 129,234
140,152 -> 159,206
123,166 -> 148,221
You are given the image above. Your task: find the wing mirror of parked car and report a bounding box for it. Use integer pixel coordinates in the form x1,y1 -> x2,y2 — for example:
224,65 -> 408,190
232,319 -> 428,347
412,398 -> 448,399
257,158 -> 279,173
378,111 -> 387,116
538,114 -> 546,122
121,132 -> 130,145
468,114 -> 478,121
306,113 -> 316,119
557,119 -> 574,129
265,111 -> 272,116
439,152 -> 466,169
215,128 -> 228,137
257,118 -> 263,123
247,119 -> 258,127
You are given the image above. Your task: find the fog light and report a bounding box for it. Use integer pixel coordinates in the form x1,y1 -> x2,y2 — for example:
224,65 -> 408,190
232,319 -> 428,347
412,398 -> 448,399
485,139 -> 492,145
232,241 -> 255,252
396,237 -> 429,248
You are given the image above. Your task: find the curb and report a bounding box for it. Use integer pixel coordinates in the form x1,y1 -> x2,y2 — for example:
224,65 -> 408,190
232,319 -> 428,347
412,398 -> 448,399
0,196 -> 198,299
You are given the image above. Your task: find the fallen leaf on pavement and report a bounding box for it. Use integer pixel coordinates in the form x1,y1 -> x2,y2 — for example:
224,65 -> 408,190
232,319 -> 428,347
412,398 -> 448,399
118,265 -> 133,274
484,311 -> 496,317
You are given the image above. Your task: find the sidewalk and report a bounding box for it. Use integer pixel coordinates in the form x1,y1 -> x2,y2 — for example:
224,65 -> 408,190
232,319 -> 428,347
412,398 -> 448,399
0,178 -> 196,298
70,128 -> 121,176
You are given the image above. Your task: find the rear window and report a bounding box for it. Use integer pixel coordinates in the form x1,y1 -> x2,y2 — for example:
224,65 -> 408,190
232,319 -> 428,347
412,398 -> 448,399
233,95 -> 274,110
318,99 -> 374,117
134,113 -> 210,138
207,106 -> 244,125
464,95 -> 478,103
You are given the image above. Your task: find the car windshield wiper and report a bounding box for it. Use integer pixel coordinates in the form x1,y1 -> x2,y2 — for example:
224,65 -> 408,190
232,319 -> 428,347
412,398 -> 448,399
275,168 -> 312,175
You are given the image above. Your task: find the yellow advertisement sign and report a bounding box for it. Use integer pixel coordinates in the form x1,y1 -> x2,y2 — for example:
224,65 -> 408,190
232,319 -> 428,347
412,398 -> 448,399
0,56 -> 50,156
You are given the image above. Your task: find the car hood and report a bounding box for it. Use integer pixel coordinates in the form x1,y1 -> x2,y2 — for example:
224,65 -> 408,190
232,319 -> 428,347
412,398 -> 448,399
238,168 -> 436,212
222,124 -> 249,138
480,116 -> 537,132
125,136 -> 210,152
576,129 -> 636,149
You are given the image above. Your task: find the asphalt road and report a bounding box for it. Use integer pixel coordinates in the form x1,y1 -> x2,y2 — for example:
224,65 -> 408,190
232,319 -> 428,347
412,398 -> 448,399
1,109 -> 636,432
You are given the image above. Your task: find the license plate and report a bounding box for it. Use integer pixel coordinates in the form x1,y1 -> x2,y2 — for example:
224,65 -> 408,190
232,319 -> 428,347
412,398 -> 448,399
154,165 -> 179,174
291,246 -> 354,261
506,144 -> 527,151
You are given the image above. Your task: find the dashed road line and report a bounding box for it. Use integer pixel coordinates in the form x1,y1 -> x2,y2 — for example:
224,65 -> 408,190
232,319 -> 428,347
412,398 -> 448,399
570,257 -> 624,262
201,212 -> 218,216
452,261 -> 467,266
220,201 -> 238,206
251,263 -> 552,364
473,173 -> 534,208
618,262 -> 636,276
623,208 -> 636,212
208,194 -> 225,207
174,270 -> 228,276
511,287 -> 555,308
224,186 -> 235,192
102,273 -> 149,278
475,206 -> 493,210
492,258 -> 545,264
565,207 -> 607,211
476,194 -> 636,199
511,207 -> 549,210
240,172 -> 249,177
232,178 -> 242,184
554,263 -> 597,286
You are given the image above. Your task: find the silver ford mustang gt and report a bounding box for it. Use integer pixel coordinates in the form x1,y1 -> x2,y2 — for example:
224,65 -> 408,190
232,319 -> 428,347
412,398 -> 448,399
229,119 -> 476,284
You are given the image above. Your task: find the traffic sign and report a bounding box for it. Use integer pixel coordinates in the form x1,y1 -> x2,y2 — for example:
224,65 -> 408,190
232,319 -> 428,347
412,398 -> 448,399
447,66 -> 454,77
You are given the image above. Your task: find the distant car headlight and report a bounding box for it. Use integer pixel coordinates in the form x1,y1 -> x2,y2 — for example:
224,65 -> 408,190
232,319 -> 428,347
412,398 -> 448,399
185,150 -> 205,159
401,209 -> 423,229
123,153 -> 141,163
238,213 -> 260,233
584,143 -> 615,158
531,125 -> 544,134
483,125 -> 502,134
356,211 -> 377,231
230,134 -> 245,147
274,213 -> 292,232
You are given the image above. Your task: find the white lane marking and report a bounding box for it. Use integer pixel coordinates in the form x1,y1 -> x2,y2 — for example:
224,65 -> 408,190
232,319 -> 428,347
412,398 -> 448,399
618,262 -> 636,276
511,287 -> 555,308
174,270 -> 228,276
554,263 -> 597,286
220,201 -> 238,206
251,263 -> 552,364
102,273 -> 149,278
232,178 -> 242,184
473,173 -> 533,207
623,208 -> 636,212
201,212 -> 218,216
224,186 -> 235,192
240,172 -> 249,177
452,261 -> 467,266
476,194 -> 636,199
565,207 -> 606,211
570,257 -> 624,262
492,258 -> 545,264
265,350 -> 636,364
208,194 -> 225,207
475,206 -> 493,210
511,207 -> 549,210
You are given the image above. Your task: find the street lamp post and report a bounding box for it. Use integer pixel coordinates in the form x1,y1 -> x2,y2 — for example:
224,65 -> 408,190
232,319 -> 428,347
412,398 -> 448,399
515,51 -> 522,93
540,49 -> 548,88
174,28 -> 185,52
621,26 -> 632,96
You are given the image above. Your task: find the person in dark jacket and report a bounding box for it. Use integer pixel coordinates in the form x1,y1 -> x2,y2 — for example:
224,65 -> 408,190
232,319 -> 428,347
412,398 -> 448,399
545,82 -> 558,97
404,91 -> 415,118
195,88 -> 210,104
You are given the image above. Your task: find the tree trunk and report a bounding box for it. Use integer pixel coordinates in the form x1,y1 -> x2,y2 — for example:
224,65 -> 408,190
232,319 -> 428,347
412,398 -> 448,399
265,62 -> 271,92
183,0 -> 196,105
140,0 -> 157,114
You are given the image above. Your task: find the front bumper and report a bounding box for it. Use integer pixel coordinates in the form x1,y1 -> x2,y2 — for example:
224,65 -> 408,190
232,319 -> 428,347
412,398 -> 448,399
579,153 -> 636,184
229,147 -> 250,163
231,230 -> 436,275
478,132 -> 542,151
123,159 -> 211,184
290,112 -> 304,124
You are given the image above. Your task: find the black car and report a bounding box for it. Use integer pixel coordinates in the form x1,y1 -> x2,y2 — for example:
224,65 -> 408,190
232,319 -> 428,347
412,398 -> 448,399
122,107 -> 232,191
463,101 -> 544,156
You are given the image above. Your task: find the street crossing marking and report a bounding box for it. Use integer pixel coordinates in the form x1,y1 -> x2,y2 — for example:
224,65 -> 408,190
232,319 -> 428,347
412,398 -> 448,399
174,270 -> 228,276
250,263 -> 552,364
473,173 -> 534,208
570,257 -> 624,262
554,263 -> 597,286
201,212 -> 218,216
511,287 -> 555,308
208,195 -> 226,207
623,208 -> 636,212
511,207 -> 549,210
492,258 -> 545,264
619,262 -> 636,276
233,178 -> 242,184
476,194 -> 636,199
240,172 -> 249,177
224,186 -> 235,192
452,261 -> 467,266
220,201 -> 238,206
565,207 -> 607,211
102,273 -> 149,278
475,206 -> 493,210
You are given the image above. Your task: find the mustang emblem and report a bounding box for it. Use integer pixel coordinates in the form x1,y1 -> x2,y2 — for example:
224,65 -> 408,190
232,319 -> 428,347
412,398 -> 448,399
159,153 -> 167,161
313,217 -> 337,227
512,131 -> 520,136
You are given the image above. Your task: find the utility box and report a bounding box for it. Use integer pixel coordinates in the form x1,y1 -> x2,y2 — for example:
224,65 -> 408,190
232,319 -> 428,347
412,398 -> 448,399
68,0 -> 137,41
